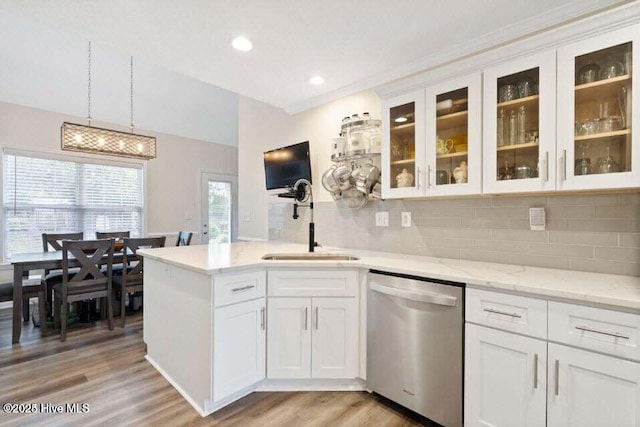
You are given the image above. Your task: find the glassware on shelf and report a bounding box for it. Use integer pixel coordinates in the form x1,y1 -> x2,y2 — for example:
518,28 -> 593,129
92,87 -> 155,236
508,110 -> 517,146
599,57 -> 625,80
574,144 -> 592,176
497,109 -> 506,147
577,63 -> 600,84
517,78 -> 535,98
517,106 -> 527,144
498,159 -> 514,180
499,85 -> 518,103
598,116 -> 624,133
597,145 -> 620,174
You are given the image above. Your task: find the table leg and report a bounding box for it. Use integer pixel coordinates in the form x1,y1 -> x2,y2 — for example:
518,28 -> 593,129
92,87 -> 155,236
12,265 -> 23,344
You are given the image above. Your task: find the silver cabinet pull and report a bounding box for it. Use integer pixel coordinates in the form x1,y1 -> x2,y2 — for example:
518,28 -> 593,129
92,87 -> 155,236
554,359 -> 560,396
315,306 -> 319,330
543,151 -> 549,182
561,149 -> 567,181
260,307 -> 265,330
417,166 -> 422,189
232,284 -> 255,293
304,307 -> 308,330
575,325 -> 630,340
426,165 -> 431,188
483,307 -> 522,318
534,353 -> 538,389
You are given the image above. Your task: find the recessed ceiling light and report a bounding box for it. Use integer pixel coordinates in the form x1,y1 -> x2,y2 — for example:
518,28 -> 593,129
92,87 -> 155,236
394,117 -> 408,123
232,36 -> 253,52
309,75 -> 325,85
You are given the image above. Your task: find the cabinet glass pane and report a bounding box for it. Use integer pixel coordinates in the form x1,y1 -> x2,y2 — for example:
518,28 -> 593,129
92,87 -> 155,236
496,67 -> 540,181
574,42 -> 632,175
389,102 -> 416,189
435,88 -> 468,186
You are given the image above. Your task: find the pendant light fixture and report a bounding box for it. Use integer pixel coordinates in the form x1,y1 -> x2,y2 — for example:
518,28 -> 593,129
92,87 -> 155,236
61,42 -> 157,160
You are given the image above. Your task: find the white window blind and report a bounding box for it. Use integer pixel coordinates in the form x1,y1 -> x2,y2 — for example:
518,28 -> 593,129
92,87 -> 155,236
3,153 -> 143,259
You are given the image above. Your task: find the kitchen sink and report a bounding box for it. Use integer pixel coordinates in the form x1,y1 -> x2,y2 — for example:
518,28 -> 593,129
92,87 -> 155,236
261,253 -> 360,261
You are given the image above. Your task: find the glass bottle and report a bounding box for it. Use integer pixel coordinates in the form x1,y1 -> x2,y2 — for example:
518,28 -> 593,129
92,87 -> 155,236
508,110 -> 517,146
497,109 -> 505,147
517,106 -> 527,144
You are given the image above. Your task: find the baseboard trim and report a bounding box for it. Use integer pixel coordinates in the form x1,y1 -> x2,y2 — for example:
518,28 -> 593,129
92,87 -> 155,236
145,355 -> 207,417
256,378 -> 366,392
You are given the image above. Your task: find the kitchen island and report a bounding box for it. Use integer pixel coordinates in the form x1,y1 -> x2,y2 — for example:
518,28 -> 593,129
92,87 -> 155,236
139,241 -> 640,418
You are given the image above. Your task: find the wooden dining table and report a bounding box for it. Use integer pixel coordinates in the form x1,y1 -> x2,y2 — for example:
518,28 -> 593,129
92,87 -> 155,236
10,251 -> 126,344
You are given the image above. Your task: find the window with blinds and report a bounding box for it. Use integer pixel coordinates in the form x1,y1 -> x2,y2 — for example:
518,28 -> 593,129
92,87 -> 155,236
2,153 -> 143,259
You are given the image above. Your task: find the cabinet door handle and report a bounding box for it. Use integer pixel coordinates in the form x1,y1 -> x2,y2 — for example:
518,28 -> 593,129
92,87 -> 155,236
304,307 -> 308,330
315,306 -> 319,330
260,307 -> 265,330
543,151 -> 549,183
417,166 -> 422,189
561,149 -> 567,181
575,325 -> 630,340
533,353 -> 538,389
232,284 -> 255,293
483,307 -> 522,318
426,165 -> 431,188
554,359 -> 560,396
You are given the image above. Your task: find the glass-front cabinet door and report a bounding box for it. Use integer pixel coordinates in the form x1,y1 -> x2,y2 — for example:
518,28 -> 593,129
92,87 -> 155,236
425,73 -> 481,196
557,25 -> 639,190
483,51 -> 557,194
381,90 -> 426,198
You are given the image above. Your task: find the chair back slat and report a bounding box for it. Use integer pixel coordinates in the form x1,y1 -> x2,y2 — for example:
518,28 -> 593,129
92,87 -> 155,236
43,232 -> 84,252
62,239 -> 114,296
96,231 -> 130,239
122,237 -> 166,286
175,231 -> 193,247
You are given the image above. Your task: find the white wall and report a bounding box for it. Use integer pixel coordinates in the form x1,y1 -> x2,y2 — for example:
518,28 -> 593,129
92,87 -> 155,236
238,91 -> 381,240
0,101 -> 238,240
0,8 -> 239,147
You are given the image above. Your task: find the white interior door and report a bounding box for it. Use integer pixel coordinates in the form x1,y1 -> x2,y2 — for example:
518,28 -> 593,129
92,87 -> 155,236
201,172 -> 237,244
547,343 -> 640,427
465,323 -> 547,427
311,297 -> 358,379
267,297 -> 312,379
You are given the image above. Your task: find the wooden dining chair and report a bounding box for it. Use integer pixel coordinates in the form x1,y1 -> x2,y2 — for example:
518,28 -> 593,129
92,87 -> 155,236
113,236 -> 166,327
42,232 -> 84,312
0,274 -> 47,333
53,239 -> 114,342
175,231 -> 193,246
96,231 -> 130,239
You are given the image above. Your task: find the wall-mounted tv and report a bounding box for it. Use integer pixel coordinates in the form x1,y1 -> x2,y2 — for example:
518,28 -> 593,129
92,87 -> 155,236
263,141 -> 312,190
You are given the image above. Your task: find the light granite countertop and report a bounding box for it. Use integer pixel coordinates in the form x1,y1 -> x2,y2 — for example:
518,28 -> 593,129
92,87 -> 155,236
138,241 -> 640,311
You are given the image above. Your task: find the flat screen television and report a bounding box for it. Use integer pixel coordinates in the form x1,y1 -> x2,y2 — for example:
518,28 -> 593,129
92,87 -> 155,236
264,141 -> 312,190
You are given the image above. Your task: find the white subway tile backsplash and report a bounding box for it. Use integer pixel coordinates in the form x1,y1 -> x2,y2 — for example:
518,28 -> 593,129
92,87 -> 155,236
269,191 -> 640,276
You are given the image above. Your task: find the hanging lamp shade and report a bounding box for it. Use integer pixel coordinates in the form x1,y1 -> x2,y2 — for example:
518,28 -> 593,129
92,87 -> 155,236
61,122 -> 156,160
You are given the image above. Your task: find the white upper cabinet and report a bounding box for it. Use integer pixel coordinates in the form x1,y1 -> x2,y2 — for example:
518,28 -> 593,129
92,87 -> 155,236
483,51 -> 557,194
382,89 -> 427,199
557,25 -> 640,191
425,73 -> 482,196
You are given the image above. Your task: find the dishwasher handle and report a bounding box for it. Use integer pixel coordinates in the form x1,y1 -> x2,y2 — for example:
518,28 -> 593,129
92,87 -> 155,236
369,282 -> 458,307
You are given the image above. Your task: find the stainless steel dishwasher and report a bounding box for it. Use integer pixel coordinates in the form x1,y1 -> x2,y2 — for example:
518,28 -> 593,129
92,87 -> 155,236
367,270 -> 464,427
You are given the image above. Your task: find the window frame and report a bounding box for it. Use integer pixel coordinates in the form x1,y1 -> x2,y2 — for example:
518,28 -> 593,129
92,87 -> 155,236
0,146 -> 147,264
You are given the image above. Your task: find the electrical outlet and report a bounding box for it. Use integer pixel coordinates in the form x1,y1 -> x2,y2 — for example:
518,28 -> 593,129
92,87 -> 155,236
375,211 -> 389,227
401,211 -> 411,227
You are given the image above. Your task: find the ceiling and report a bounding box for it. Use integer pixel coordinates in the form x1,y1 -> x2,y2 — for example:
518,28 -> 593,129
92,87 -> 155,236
0,0 -> 628,113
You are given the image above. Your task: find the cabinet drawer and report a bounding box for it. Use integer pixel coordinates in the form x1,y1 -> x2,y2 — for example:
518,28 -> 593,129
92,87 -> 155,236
268,269 -> 358,297
466,288 -> 547,339
549,301 -> 640,361
214,270 -> 266,307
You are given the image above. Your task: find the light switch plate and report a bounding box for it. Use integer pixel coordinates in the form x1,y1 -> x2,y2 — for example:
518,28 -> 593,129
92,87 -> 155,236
375,211 -> 389,227
401,212 -> 411,227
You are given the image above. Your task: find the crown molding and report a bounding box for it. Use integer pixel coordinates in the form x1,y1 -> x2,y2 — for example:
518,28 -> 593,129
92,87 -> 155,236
283,0 -> 637,113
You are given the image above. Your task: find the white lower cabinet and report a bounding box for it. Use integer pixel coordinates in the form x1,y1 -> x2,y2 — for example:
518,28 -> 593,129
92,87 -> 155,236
268,297 -> 358,379
465,323 -> 547,427
547,343 -> 640,427
267,297 -> 312,378
213,298 -> 266,402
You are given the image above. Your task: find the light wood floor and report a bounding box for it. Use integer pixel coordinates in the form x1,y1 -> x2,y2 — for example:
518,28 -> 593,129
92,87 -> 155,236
0,308 -> 432,426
